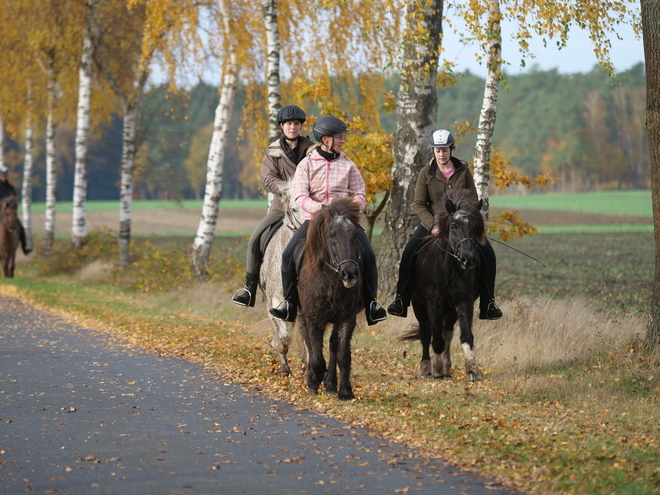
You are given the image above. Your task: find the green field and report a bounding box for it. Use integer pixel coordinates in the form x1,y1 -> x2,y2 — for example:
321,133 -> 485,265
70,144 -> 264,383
489,189 -> 652,217
24,190 -> 653,216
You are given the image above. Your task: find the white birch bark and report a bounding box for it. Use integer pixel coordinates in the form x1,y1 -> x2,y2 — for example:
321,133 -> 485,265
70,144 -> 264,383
377,0 -> 443,297
118,100 -> 139,268
21,99 -> 34,252
43,66 -> 57,256
263,0 -> 281,211
191,0 -> 238,276
472,0 -> 502,220
72,27 -> 94,247
262,0 -> 281,142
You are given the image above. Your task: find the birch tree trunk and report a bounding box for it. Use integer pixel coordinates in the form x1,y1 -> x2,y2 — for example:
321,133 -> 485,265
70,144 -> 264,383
472,0 -> 502,219
43,66 -> 57,256
72,27 -> 94,248
21,101 -> 34,252
118,100 -> 139,268
642,0 -> 660,350
263,0 -> 281,142
263,0 -> 281,210
191,0 -> 238,276
377,0 -> 443,297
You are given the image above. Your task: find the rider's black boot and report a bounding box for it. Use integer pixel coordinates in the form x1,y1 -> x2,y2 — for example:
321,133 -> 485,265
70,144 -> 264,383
366,301 -> 387,326
387,297 -> 408,318
269,281 -> 299,322
479,300 -> 503,320
232,271 -> 259,307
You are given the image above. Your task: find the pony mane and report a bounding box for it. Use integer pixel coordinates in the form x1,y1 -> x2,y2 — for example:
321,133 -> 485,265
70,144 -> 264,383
305,198 -> 362,272
0,195 -> 18,216
435,189 -> 485,244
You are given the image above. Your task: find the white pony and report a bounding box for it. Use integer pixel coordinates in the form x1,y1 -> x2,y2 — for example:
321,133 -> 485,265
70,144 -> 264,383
260,183 -> 306,375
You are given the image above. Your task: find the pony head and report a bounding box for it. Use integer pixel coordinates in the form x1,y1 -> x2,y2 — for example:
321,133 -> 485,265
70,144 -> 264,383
436,189 -> 485,270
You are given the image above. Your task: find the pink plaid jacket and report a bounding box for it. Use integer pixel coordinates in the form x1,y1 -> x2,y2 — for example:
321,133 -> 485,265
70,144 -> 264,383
291,149 -> 367,220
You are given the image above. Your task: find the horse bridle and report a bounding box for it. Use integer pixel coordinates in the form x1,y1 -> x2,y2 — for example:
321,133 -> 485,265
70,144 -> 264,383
323,254 -> 362,274
450,236 -> 477,262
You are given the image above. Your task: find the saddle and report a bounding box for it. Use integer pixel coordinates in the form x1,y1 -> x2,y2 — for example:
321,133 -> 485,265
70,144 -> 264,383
256,218 -> 284,256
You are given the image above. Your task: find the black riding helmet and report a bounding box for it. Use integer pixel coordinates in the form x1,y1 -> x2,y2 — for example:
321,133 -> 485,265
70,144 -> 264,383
277,105 -> 306,124
313,116 -> 349,142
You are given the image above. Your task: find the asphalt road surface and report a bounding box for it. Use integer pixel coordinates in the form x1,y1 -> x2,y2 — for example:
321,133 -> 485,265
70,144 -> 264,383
0,295 -> 515,494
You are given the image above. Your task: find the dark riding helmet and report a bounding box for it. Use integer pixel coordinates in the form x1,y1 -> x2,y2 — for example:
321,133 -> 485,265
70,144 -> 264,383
429,129 -> 455,148
277,105 -> 306,124
313,116 -> 349,142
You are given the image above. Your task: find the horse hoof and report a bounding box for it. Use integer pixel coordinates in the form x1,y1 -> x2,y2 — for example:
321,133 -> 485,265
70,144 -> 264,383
338,389 -> 355,401
308,387 -> 319,396
324,384 -> 338,394
466,372 -> 481,382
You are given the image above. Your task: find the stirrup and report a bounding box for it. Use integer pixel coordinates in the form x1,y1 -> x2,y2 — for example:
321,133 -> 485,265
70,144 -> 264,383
479,300 -> 503,320
387,297 -> 408,318
367,301 -> 387,325
269,300 -> 293,322
231,287 -> 253,307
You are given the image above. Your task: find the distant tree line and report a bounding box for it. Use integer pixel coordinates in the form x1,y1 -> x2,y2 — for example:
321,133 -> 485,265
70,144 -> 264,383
3,63 -> 645,203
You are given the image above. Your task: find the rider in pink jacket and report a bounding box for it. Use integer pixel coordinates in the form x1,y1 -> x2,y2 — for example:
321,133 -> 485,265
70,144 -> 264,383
269,116 -> 387,326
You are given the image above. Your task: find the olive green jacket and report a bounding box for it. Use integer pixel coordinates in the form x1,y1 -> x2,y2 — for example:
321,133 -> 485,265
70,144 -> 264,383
413,156 -> 478,231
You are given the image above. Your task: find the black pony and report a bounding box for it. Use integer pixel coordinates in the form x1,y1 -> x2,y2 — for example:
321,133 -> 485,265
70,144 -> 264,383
297,198 -> 364,400
402,189 -> 485,381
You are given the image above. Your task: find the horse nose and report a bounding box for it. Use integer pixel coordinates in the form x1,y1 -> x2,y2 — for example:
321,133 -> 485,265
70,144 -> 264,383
341,267 -> 358,288
461,254 -> 476,270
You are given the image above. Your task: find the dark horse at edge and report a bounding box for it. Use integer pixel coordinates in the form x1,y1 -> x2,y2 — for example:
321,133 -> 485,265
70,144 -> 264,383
297,197 -> 365,400
0,195 -> 21,278
401,189 -> 485,381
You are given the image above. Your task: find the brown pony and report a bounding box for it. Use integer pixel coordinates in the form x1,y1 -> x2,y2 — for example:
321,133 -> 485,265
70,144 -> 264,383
0,195 -> 21,277
297,197 -> 364,400
402,189 -> 485,381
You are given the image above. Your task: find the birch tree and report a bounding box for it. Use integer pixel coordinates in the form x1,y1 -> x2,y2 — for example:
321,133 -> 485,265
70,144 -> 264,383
377,0 -> 444,296
21,87 -> 35,252
471,0 -> 502,219
642,0 -> 660,351
263,0 -> 281,143
192,0 -> 238,276
72,1 -> 97,248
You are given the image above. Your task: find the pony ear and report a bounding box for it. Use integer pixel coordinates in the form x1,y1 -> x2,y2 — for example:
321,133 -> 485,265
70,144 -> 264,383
445,198 -> 457,215
478,199 -> 483,210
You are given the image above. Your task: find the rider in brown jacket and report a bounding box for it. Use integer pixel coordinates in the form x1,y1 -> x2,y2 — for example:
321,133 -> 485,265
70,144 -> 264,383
387,129 -> 502,320
232,105 -> 314,306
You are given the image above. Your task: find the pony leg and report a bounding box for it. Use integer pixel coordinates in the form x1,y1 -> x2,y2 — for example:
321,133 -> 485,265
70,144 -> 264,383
336,318 -> 356,400
412,300 -> 433,379
324,326 -> 339,394
268,319 -> 292,376
458,306 -> 481,381
302,318 -> 326,395
432,312 -> 456,379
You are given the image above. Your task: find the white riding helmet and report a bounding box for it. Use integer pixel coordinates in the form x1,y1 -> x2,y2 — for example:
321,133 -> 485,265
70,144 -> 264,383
429,129 -> 455,148
0,163 -> 7,174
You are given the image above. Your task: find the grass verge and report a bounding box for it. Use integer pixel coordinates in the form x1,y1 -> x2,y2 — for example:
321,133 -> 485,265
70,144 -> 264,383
2,232 -> 659,494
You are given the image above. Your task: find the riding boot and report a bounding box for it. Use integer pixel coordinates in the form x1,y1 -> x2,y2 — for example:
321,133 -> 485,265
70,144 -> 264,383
269,278 -> 298,323
387,276 -> 413,317
479,299 -> 503,320
19,223 -> 31,255
366,300 -> 387,326
231,270 -> 259,307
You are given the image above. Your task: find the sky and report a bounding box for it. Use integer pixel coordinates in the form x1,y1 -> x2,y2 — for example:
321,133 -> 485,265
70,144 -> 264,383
442,20 -> 644,77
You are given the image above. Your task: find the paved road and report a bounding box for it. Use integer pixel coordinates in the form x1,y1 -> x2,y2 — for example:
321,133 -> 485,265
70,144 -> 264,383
0,295 -> 515,494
